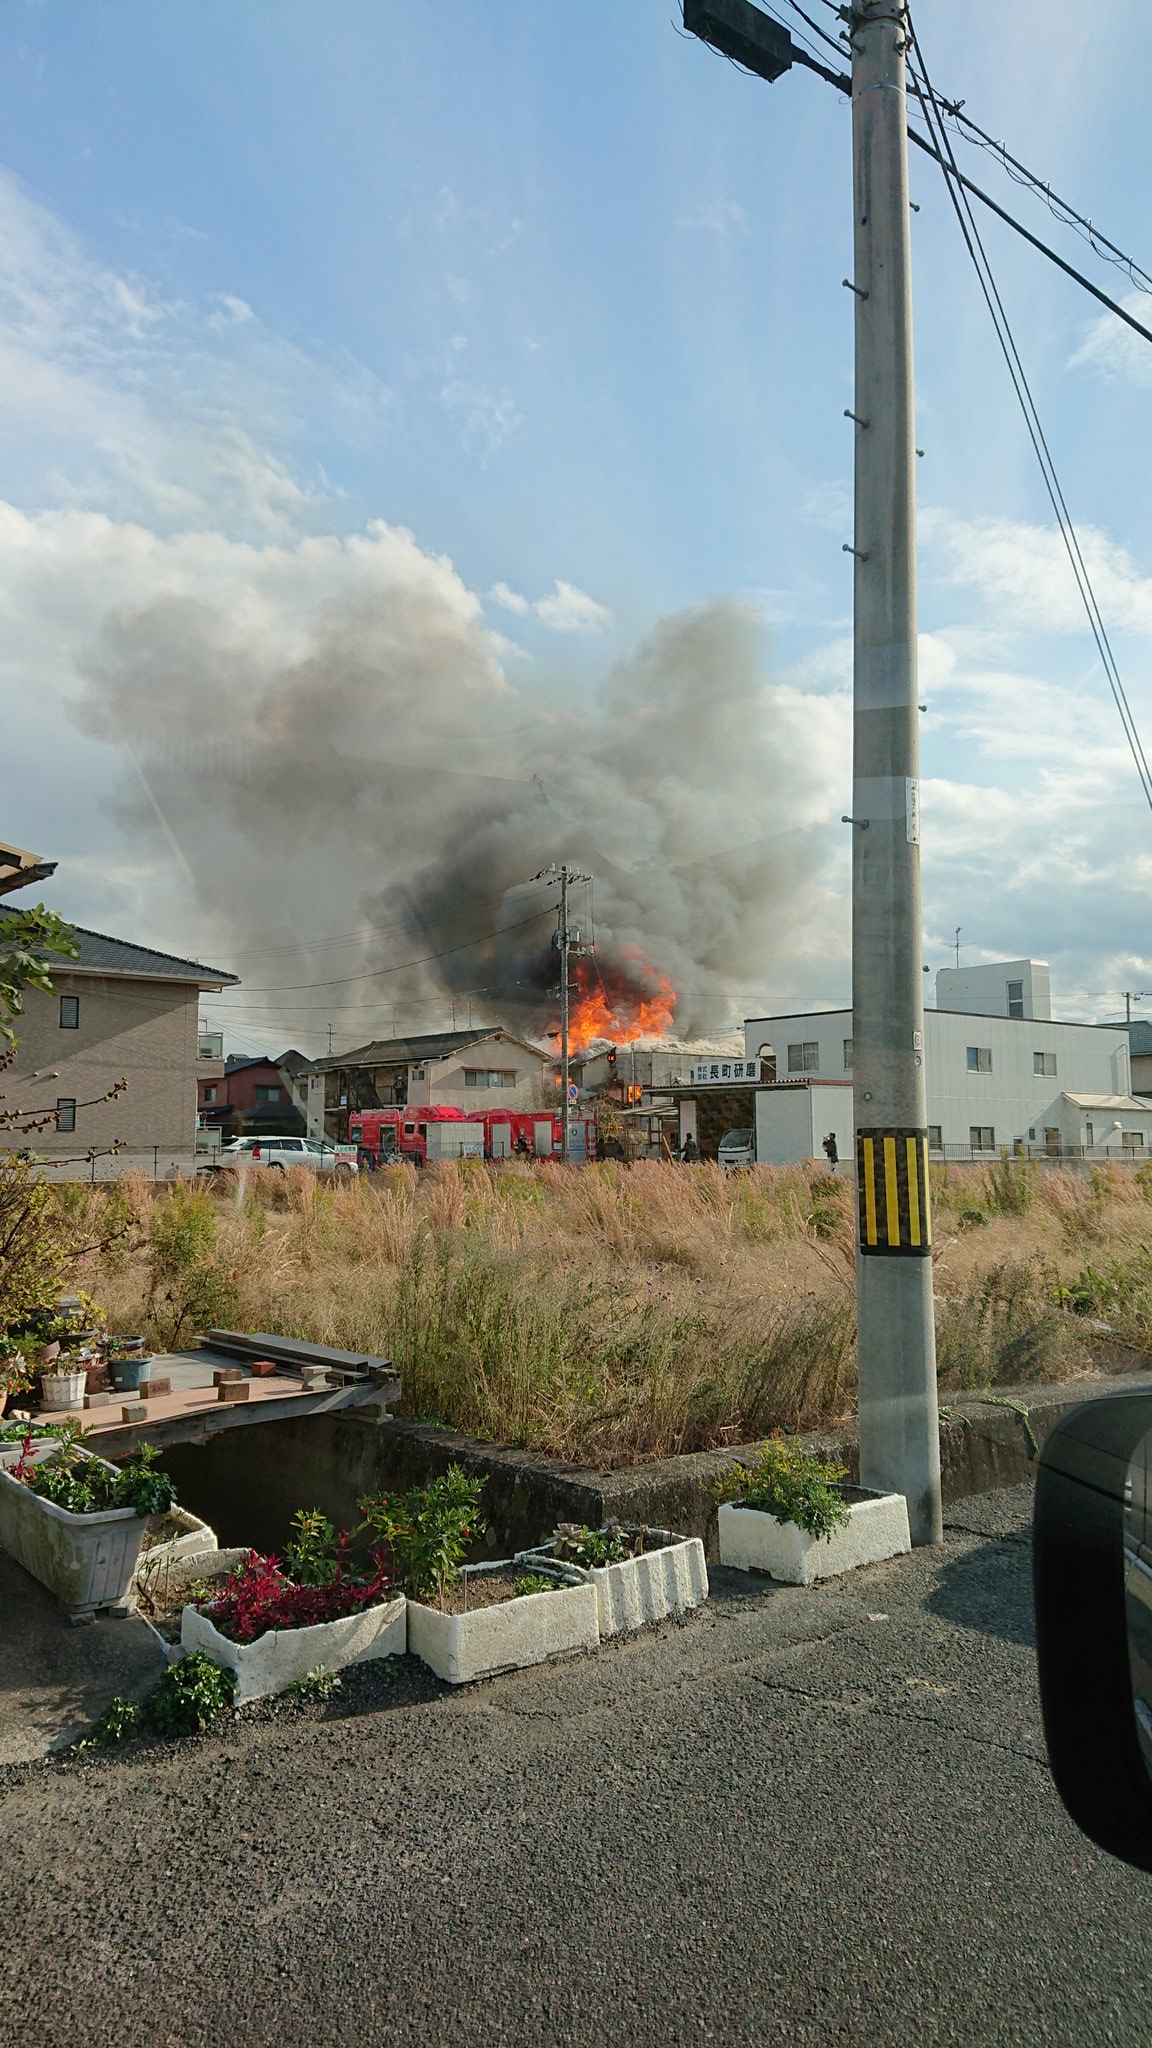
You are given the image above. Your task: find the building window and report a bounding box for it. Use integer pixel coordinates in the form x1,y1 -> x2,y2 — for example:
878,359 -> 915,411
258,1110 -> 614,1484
55,1098 -> 76,1133
203,1084 -> 218,1104
1027,1127 -> 1036,1141
1006,979 -> 1024,1020
59,995 -> 79,1029
969,1125 -> 995,1151
842,1038 -> 854,1071
787,1042 -> 820,1074
1033,1051 -> 1056,1077
254,1085 -> 281,1104
1086,1122 -> 1095,1146
927,1125 -> 943,1151
966,1046 -> 992,1073
1122,1131 -> 1146,1149
463,1068 -> 517,1088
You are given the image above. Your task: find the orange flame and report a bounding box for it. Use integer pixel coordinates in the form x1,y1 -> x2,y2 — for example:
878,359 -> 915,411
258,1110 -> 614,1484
566,959 -> 677,1055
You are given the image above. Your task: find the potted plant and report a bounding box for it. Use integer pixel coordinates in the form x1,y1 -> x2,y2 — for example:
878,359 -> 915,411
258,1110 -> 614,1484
110,1348 -> 154,1392
181,1508 -> 405,1701
0,1432 -> 178,1618
0,1339 -> 31,1419
714,1436 -> 911,1586
362,1467 -> 598,1685
520,1520 -> 709,1638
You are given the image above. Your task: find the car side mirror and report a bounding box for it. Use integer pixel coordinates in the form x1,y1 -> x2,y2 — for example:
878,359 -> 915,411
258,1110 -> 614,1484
1034,1390 -> 1152,1872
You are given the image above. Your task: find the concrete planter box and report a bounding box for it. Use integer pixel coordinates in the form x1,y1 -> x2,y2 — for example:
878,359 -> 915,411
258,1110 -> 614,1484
181,1593 -> 407,1702
717,1487 -> 911,1586
40,1368 -> 87,1412
407,1564 -> 599,1685
132,1508 -> 217,1603
521,1529 -> 710,1638
0,1441 -> 147,1618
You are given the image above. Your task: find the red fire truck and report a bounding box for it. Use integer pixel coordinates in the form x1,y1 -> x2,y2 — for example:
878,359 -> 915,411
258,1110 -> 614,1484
348,1105 -> 597,1167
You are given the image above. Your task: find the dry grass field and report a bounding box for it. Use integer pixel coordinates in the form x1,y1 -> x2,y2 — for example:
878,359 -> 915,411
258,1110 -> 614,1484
53,1155 -> 1152,1467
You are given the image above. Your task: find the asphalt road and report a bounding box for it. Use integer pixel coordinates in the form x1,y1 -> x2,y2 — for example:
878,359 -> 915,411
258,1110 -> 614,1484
2,1484 -> 1151,2048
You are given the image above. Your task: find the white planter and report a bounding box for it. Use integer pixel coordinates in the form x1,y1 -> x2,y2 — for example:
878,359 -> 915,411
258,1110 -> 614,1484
521,1530 -> 710,1638
40,1369 -> 87,1412
717,1487 -> 911,1586
181,1593 -> 407,1702
131,1509 -> 218,1603
0,1441 -> 146,1617
407,1564 -> 599,1685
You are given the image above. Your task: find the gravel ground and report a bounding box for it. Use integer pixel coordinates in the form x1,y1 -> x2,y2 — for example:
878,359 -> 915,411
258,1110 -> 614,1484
3,1483 -> 1152,2048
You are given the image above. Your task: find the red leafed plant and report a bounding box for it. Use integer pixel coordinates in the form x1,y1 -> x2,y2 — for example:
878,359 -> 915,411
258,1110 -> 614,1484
203,1534 -> 392,1643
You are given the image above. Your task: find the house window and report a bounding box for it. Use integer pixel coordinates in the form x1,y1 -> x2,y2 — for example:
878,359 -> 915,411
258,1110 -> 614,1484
59,994 -> 79,1029
55,1098 -> 76,1133
203,1084 -> 218,1104
463,1068 -> 517,1088
969,1126 -> 995,1151
927,1125 -> 943,1151
842,1038 -> 854,1071
787,1042 -> 820,1074
1027,1128 -> 1036,1141
966,1046 -> 992,1073
1122,1131 -> 1146,1149
254,1085 -> 281,1104
1033,1051 -> 1056,1077
1006,979 -> 1024,1020
1086,1122 -> 1095,1146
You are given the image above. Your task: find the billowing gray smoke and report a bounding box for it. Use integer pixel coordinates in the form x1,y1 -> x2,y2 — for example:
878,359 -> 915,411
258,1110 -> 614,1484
71,564 -> 839,1048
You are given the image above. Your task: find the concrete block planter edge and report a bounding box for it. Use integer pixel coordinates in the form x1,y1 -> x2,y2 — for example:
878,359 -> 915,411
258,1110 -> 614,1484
407,1563 -> 599,1685
519,1529 -> 710,1637
181,1593 -> 408,1702
717,1489 -> 911,1585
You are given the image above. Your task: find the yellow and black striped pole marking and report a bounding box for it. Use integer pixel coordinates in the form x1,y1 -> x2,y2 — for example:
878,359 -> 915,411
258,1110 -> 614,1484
856,1128 -> 932,1257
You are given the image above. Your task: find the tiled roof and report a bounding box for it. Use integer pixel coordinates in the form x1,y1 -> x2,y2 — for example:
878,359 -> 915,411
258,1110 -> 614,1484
305,1027 -> 549,1074
64,927 -> 239,987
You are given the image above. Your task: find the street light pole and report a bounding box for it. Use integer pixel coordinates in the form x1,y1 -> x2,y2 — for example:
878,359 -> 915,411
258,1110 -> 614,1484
849,0 -> 941,1545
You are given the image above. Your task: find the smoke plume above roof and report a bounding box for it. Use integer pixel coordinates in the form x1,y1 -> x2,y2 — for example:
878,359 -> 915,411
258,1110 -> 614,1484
70,521 -> 842,1045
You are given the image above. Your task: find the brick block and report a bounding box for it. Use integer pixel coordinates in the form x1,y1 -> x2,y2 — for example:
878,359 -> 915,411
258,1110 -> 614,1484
83,1391 -> 118,1409
217,1382 -> 250,1404
136,1376 -> 172,1399
121,1402 -> 148,1422
213,1368 -> 244,1386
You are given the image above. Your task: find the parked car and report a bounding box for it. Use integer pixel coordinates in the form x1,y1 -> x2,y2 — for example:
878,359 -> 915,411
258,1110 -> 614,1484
212,1135 -> 358,1174
717,1128 -> 755,1169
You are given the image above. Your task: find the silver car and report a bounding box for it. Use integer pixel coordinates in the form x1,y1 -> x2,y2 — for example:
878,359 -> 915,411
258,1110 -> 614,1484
216,1135 -> 358,1174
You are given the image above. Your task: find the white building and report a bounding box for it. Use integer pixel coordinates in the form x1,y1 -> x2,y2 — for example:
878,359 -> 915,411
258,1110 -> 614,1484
739,960 -> 1152,1163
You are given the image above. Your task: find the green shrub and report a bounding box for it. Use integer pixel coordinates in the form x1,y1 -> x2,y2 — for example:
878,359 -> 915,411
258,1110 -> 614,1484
359,1464 -> 485,1605
981,1152 -> 1037,1217
714,1435 -> 850,1540
145,1653 -> 236,1737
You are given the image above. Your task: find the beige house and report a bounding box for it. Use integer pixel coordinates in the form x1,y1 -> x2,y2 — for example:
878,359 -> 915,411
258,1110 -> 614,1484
10,928 -> 238,1159
304,1028 -> 553,1140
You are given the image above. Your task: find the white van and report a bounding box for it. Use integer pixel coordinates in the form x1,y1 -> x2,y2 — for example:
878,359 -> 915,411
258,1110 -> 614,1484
717,1128 -> 755,1169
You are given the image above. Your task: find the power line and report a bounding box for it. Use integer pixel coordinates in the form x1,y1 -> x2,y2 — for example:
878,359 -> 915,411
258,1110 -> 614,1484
219,905 -> 557,996
906,13 -> 1152,817
207,883 -> 554,963
750,14 -> 1152,351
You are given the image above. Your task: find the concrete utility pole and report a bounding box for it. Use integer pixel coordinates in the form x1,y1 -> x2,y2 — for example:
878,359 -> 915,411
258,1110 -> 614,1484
682,0 -> 941,1543
531,862 -> 591,1162
848,0 -> 941,1545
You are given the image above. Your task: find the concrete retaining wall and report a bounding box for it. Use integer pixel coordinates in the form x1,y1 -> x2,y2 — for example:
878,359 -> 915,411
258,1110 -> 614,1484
157,1367 -> 1152,1562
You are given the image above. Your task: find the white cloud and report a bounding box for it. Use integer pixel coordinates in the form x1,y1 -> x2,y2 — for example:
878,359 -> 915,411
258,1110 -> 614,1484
1068,291 -> 1152,387
674,199 -> 747,240
439,377 -> 521,460
488,577 -> 612,634
921,505 -> 1152,637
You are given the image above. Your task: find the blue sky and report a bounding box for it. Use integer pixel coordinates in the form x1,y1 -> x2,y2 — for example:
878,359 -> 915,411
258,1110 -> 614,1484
2,0 -> 1151,1053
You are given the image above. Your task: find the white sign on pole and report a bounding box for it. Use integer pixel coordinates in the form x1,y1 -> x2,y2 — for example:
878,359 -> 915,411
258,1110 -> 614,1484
689,1059 -> 761,1086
